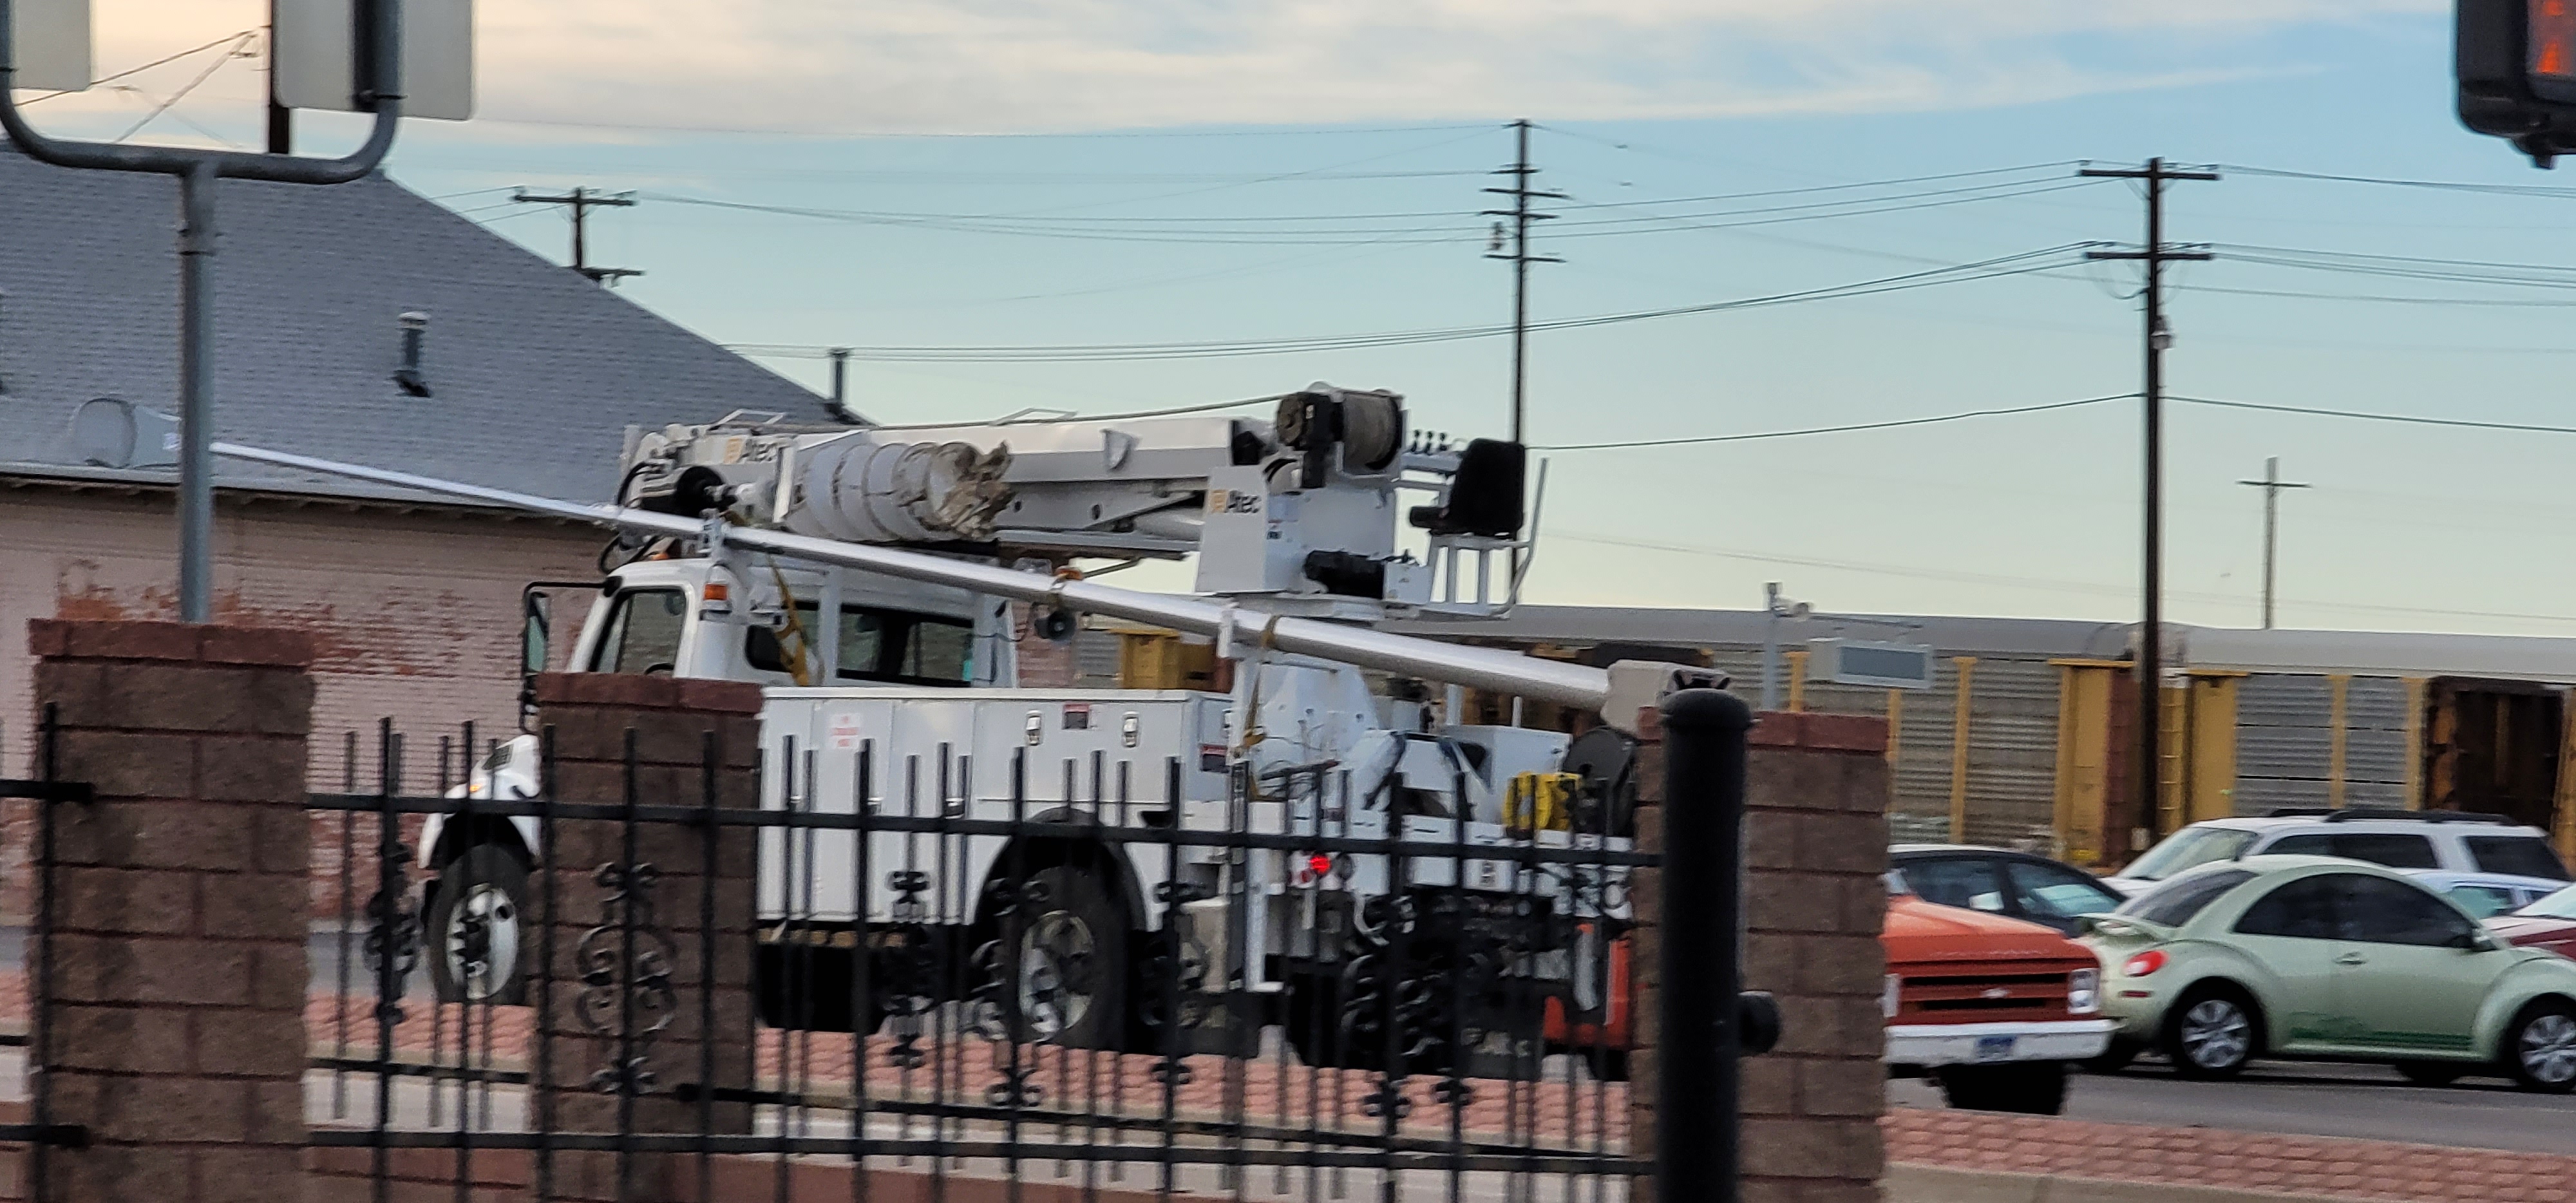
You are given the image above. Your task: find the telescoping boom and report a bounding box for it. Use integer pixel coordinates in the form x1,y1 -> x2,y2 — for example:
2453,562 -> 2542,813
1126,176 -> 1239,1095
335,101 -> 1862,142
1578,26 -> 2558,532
209,439 -> 1696,725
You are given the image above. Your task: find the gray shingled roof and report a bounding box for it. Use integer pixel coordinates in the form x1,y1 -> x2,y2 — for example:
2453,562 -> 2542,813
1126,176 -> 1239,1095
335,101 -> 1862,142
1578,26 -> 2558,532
0,148 -> 834,504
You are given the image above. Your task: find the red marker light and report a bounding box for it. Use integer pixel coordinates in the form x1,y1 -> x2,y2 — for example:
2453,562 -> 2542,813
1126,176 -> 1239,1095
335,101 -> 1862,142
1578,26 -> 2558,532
2123,951 -> 2167,978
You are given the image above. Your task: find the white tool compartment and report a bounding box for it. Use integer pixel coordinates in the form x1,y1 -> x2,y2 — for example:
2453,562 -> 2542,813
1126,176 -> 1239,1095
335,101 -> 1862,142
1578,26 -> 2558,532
758,687 -> 1231,927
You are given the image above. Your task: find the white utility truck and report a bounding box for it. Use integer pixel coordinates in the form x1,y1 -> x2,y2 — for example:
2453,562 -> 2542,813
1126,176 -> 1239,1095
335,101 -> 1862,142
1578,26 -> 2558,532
194,386 -> 1703,1067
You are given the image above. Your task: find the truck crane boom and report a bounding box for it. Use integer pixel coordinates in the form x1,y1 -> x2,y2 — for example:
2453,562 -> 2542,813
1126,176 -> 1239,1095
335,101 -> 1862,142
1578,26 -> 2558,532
209,435 -> 1683,721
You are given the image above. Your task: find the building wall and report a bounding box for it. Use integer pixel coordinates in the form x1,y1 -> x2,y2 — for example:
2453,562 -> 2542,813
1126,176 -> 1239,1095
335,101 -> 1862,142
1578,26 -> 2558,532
3,485 -> 604,763
2,484 -> 605,916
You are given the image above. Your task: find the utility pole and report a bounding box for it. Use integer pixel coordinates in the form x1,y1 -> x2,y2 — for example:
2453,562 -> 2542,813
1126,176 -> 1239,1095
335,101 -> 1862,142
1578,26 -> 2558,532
265,2 -> 289,154
2237,457 -> 2309,630
1482,119 -> 1562,446
511,187 -> 643,285
2080,158 -> 2217,844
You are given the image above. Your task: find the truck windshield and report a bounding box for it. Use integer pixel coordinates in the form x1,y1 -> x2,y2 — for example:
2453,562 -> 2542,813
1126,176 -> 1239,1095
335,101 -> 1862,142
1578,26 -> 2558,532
2121,827 -> 2257,882
591,589 -> 687,675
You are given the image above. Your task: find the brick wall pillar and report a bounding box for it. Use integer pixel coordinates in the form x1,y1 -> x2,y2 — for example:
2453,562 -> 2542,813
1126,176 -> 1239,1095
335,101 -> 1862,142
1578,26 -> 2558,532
1630,708 -> 1890,1203
26,620 -> 316,1203
526,673 -> 761,1203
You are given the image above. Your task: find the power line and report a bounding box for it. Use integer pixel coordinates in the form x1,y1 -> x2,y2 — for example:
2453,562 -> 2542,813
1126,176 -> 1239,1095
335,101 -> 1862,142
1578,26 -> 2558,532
1552,531 -> 2576,626
463,115 -> 1500,140
2218,163 -> 2576,199
20,28 -> 258,106
724,245 -> 2085,363
1531,394 -> 2132,451
2173,395 -> 2576,436
111,31 -> 254,144
1551,162 -> 2084,209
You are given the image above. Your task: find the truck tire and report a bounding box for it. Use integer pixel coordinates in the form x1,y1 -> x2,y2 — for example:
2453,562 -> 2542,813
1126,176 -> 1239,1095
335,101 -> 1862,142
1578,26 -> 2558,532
2501,999 -> 2576,1094
2162,985 -> 2259,1080
426,846 -> 529,1005
1935,1062 -> 2068,1115
1012,865 -> 1128,1050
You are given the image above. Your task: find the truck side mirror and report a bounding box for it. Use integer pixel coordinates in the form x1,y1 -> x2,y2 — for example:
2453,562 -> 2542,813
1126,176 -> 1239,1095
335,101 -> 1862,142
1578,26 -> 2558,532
518,592 -> 552,728
522,592 -> 552,679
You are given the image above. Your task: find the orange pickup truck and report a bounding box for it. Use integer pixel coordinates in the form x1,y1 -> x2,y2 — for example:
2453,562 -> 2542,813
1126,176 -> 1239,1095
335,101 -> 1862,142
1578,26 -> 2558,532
1547,878 -> 2108,1115
1881,889 -> 2111,1113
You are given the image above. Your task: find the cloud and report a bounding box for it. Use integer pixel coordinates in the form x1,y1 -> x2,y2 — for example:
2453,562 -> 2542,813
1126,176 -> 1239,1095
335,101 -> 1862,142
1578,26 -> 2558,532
48,0 -> 2442,136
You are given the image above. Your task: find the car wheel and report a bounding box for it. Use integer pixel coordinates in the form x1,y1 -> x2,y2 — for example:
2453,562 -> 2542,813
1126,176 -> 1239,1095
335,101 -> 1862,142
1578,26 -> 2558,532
2086,1038 -> 2141,1075
425,846 -> 529,1005
2394,1061 -> 2465,1087
2162,987 -> 2257,1080
2502,999 -> 2576,1094
1935,1063 -> 2068,1115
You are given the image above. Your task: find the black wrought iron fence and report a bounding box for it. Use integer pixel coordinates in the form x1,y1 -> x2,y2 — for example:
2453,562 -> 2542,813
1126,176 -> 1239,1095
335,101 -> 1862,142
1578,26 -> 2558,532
0,706 -> 97,1200
302,715 -> 1665,1203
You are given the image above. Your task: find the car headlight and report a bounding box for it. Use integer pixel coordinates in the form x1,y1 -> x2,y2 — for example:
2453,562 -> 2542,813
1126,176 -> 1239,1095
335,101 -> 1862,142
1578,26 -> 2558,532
1882,972 -> 1902,1019
2068,968 -> 2101,1016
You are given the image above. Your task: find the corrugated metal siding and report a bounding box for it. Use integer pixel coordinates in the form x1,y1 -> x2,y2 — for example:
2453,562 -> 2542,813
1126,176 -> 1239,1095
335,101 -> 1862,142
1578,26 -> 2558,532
2345,677 -> 2411,799
1965,658 -> 2062,851
2231,672 -> 2412,815
2234,673 -> 2332,815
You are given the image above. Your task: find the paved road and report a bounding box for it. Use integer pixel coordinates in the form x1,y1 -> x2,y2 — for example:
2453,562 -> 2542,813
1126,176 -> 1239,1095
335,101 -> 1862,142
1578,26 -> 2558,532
1892,1057 -> 2576,1154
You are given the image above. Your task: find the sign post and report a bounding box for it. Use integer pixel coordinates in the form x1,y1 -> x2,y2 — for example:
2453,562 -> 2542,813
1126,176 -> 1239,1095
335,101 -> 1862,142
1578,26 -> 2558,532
0,0 -> 469,621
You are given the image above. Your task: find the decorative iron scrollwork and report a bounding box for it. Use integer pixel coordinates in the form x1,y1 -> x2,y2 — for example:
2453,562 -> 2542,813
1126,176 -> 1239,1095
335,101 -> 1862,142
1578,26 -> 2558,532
882,869 -> 936,1070
363,838 -> 421,1025
576,862 -> 678,1095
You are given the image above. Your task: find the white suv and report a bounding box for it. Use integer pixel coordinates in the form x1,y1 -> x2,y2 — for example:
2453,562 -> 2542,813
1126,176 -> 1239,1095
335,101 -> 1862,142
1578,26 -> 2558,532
2103,809 -> 2569,896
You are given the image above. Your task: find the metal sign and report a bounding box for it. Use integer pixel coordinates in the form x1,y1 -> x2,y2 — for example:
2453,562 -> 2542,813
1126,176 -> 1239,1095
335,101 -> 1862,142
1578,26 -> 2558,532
6,0 -> 84,92
276,0 -> 473,120
1807,638 -> 1937,689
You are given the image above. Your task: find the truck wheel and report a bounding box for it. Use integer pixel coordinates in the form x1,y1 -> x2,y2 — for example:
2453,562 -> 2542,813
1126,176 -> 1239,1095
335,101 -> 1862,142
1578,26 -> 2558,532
1934,1063 -> 2068,1115
426,846 -> 529,1005
2501,999 -> 2576,1094
1014,865 -> 1127,1050
1284,972 -> 1351,1067
2162,985 -> 2259,1080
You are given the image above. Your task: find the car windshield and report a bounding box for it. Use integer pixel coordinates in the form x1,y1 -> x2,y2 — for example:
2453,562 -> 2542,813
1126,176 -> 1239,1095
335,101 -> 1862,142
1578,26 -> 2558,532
2120,827 -> 2258,882
2114,867 -> 2257,927
2519,884 -> 2576,920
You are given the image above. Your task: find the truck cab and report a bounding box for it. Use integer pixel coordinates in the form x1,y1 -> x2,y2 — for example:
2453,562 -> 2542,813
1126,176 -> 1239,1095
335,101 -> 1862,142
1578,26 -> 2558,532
571,557 -> 1013,689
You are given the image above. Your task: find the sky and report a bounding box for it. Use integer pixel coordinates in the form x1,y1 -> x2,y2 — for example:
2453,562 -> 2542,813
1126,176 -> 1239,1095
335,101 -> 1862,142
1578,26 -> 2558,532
21,1 -> 2576,636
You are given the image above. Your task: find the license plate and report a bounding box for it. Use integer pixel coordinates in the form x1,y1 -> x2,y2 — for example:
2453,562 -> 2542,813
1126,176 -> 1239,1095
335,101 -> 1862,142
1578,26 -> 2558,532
1973,1035 -> 2017,1063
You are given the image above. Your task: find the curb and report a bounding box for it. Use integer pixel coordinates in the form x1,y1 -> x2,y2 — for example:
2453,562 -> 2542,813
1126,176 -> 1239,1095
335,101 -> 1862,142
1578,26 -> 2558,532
1888,1165 -> 2340,1203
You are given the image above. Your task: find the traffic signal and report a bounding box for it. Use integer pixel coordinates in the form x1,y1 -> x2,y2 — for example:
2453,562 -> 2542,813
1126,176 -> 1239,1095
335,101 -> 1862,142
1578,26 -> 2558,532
2460,0 -> 2576,164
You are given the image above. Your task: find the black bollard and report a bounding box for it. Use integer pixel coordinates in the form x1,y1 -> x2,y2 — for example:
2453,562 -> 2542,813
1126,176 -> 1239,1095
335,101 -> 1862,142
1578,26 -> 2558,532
1656,687 -> 1754,1203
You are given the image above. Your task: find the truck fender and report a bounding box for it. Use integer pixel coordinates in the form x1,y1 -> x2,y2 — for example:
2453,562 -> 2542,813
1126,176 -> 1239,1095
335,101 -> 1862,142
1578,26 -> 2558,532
979,809 -> 1150,934
418,808 -> 540,873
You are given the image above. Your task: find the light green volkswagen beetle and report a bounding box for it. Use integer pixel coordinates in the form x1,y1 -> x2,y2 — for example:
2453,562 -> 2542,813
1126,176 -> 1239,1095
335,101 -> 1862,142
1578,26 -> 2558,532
2079,855 -> 2576,1091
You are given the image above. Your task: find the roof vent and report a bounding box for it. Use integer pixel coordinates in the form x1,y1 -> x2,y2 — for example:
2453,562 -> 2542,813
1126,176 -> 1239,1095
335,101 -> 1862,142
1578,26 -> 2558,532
393,311 -> 431,397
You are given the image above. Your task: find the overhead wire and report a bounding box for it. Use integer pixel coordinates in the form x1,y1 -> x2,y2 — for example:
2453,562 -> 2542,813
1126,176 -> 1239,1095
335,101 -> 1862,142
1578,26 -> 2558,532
111,31 -> 254,144
724,245 -> 2087,362
1531,394 -> 2133,451
19,28 -> 258,106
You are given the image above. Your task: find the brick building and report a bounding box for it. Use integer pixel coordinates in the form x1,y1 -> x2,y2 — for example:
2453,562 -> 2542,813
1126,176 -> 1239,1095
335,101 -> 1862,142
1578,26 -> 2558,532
0,147 -> 835,778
